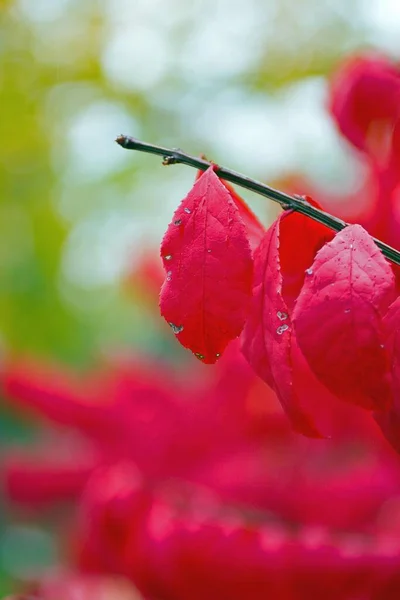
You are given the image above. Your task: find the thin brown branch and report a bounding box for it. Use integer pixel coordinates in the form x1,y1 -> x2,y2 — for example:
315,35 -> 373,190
116,135 -> 400,267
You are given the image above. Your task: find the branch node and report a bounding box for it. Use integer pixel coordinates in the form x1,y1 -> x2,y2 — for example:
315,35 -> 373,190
293,194 -> 310,205
162,155 -> 178,165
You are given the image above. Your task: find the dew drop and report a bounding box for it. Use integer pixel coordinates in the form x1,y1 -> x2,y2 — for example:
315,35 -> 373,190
277,311 -> 288,321
169,322 -> 184,334
164,254 -> 172,261
350,244 -> 354,249
344,309 -> 351,314
276,324 -> 289,335
184,207 -> 191,214
207,249 -> 211,253
380,344 -> 385,349
194,352 -> 205,360
166,270 -> 172,281
305,268 -> 313,275
174,219 -> 182,226
215,353 -> 221,358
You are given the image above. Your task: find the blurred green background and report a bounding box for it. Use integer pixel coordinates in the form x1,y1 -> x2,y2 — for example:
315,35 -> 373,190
2,0 -> 400,366
1,0 -> 400,594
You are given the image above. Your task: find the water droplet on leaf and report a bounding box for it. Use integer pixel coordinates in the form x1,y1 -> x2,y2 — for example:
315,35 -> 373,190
276,324 -> 289,335
194,352 -> 205,360
166,270 -> 172,281
184,207 -> 191,214
164,254 -> 172,261
344,309 -> 351,313
305,268 -> 313,275
277,311 -> 288,321
216,353 -> 221,358
169,323 -> 184,334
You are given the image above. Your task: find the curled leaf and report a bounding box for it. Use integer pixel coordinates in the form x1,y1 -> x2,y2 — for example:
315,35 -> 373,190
242,213 -> 330,437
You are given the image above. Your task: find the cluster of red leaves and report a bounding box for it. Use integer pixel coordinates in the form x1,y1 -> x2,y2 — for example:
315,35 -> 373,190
5,52 -> 400,600
160,53 -> 400,447
5,338 -> 400,599
76,461 -> 400,600
3,265 -> 400,598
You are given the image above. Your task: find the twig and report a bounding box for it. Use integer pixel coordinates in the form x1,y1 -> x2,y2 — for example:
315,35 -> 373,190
116,135 -> 400,267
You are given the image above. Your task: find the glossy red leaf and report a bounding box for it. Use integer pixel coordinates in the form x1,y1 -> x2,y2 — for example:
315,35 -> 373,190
242,213 -> 325,437
160,167 -> 253,363
195,170 -> 265,252
293,224 -> 394,410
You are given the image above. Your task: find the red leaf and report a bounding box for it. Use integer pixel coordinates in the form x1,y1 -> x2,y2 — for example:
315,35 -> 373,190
241,213 -> 326,437
391,117 -> 400,168
1,358 -> 112,432
375,296 -> 400,453
329,54 -> 400,155
4,444 -> 97,507
279,199 -> 334,311
196,170 -> 265,251
223,181 -> 265,250
382,296 -> 400,394
293,224 -> 394,410
160,167 -> 253,363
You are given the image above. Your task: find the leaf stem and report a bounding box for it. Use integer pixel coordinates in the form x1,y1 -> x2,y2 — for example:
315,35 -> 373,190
116,135 -> 400,267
